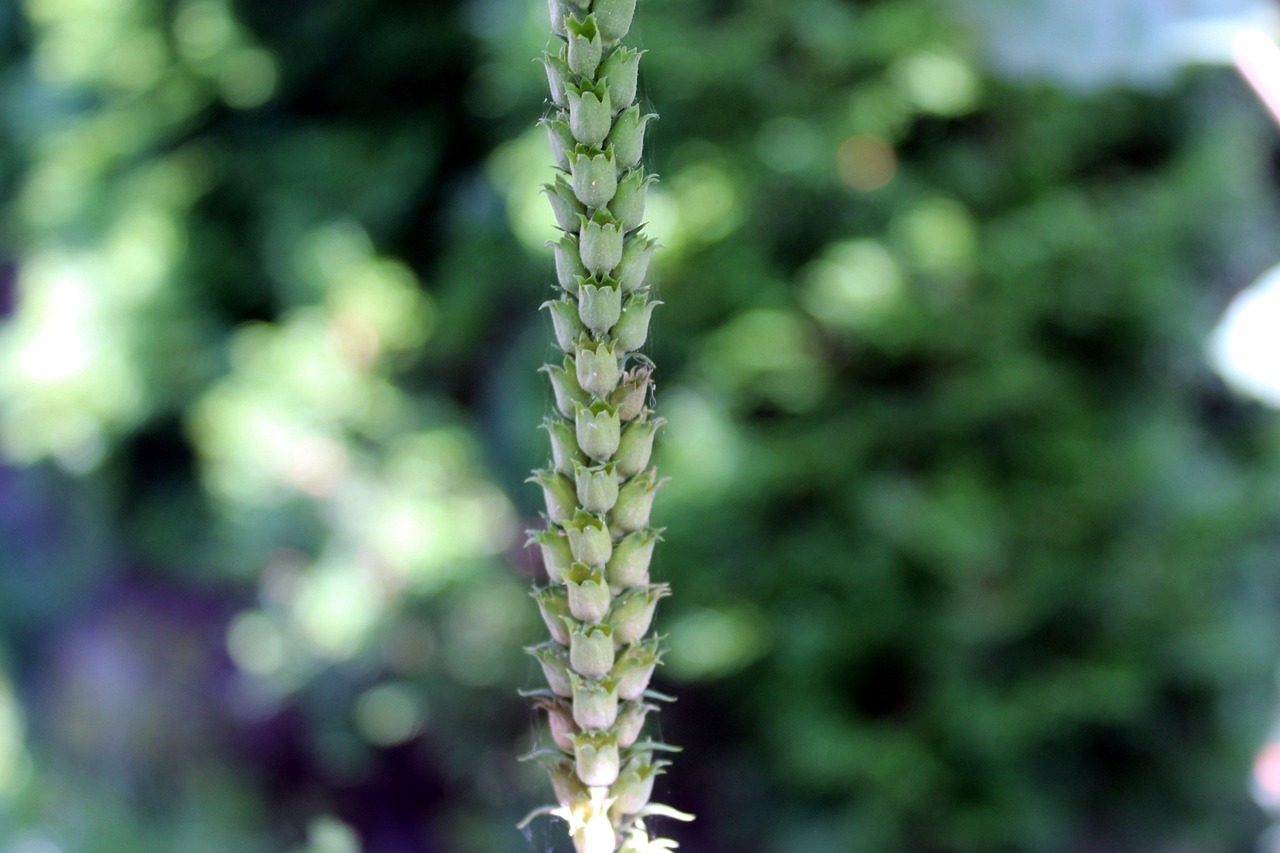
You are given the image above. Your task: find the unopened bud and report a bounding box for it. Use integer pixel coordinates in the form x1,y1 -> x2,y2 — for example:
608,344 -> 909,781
543,118 -> 576,171
567,82 -> 613,149
607,107 -> 654,170
572,731 -> 621,787
569,672 -> 620,729
577,210 -> 624,276
600,46 -> 644,109
612,636 -> 664,700
608,467 -> 665,534
609,585 -> 670,647
575,400 -> 621,461
605,527 -> 661,592
540,51 -> 572,107
527,527 -> 574,583
565,563 -> 611,624
565,509 -> 613,567
609,366 -> 652,421
528,468 -> 577,524
544,175 -> 587,233
578,280 -> 622,335
543,298 -> 587,352
549,234 -> 587,293
613,701 -> 658,748
566,620 -> 616,678
609,170 -> 654,233
613,295 -> 660,353
565,15 -> 604,78
575,461 -> 620,514
527,641 -> 574,697
610,753 -> 666,817
541,358 -> 589,419
575,342 -> 621,399
614,235 -> 656,292
533,695 -> 579,750
593,0 -> 638,43
614,417 -> 662,478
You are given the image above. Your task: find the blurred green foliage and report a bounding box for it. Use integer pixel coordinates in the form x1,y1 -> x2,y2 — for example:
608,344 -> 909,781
1,1 -> 1280,852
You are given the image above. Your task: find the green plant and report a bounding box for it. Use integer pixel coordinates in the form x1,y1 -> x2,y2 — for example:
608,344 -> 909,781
519,1 -> 691,851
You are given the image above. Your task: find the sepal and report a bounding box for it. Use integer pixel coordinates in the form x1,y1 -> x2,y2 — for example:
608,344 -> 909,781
527,527 -> 574,583
609,586 -> 670,646
610,753 -> 668,818
612,636 -> 665,699
605,527 -> 661,592
614,417 -> 663,478
565,509 -> 613,566
527,640 -> 575,697
567,82 -> 613,148
577,209 -> 624,275
600,46 -> 644,109
569,672 -> 621,729
565,15 -> 604,78
533,695 -> 580,750
593,0 -> 638,43
574,399 -> 622,461
575,342 -> 621,399
528,468 -> 577,524
544,175 -> 587,232
530,586 -> 574,646
540,51 -> 573,107
614,700 -> 659,748
565,620 -> 616,678
609,170 -> 655,233
608,467 -> 665,534
613,295 -> 661,353
564,563 -> 612,624
578,280 -> 622,336
549,234 -> 587,293
615,235 -> 657,292
609,366 -> 653,421
575,461 -> 620,514
543,118 -> 576,171
571,730 -> 622,787
608,107 -> 655,170
541,357 -> 589,418
543,298 -> 587,352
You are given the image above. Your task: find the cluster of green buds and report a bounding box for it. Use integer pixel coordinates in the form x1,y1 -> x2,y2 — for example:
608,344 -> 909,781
520,1 -> 691,852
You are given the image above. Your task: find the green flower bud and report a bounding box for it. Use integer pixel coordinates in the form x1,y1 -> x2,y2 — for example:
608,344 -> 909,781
575,461 -> 620,514
614,235 -> 657,292
609,366 -> 652,421
548,758 -> 591,810
527,641 -> 574,697
610,754 -> 667,818
549,234 -> 587,293
543,298 -> 587,352
577,280 -> 622,336
609,170 -> 654,233
612,636 -> 664,700
533,695 -> 579,751
607,107 -> 655,170
572,730 -> 621,787
565,563 -> 611,624
605,527 -> 661,592
614,700 -> 658,749
575,399 -> 622,461
530,586 -> 575,646
575,342 -> 620,399
566,82 -> 613,148
565,509 -> 613,567
594,0 -> 638,43
566,620 -> 616,678
540,51 -> 572,107
542,118 -> 576,171
547,0 -> 566,35
528,527 -> 574,583
609,467 -> 664,534
565,15 -> 604,78
613,295 -> 661,353
614,417 -> 663,478
600,46 -> 644,109
578,210 -> 625,276
542,417 -> 586,477
569,672 -> 621,729
541,357 -> 589,419
573,814 -> 618,853
528,468 -> 577,524
544,175 -> 587,233
609,584 -> 670,646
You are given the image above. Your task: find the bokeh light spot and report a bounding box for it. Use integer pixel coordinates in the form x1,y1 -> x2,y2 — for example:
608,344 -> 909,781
895,52 -> 980,116
801,239 -> 905,330
355,683 -> 423,747
837,135 -> 896,192
227,611 -> 286,676
1210,263 -> 1280,408
665,606 -> 773,681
